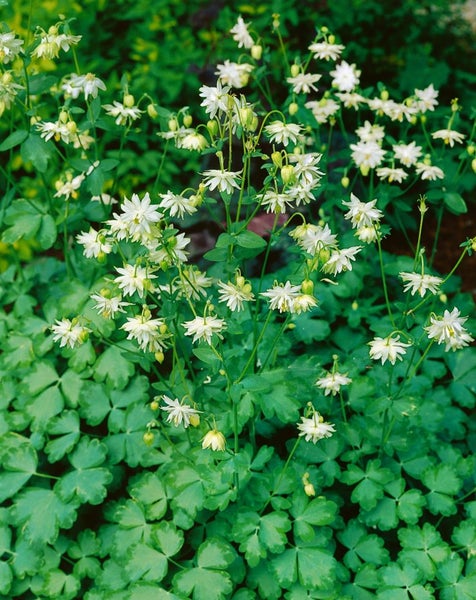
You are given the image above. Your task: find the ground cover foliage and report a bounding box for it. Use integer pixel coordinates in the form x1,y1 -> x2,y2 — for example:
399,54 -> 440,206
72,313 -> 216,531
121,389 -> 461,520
0,1 -> 476,598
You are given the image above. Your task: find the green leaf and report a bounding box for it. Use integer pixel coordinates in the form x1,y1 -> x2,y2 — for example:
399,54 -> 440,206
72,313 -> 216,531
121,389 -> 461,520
94,345 -> 135,389
197,538 -> 235,569
235,230 -> 266,249
0,435 -> 38,502
438,555 -> 476,600
452,520 -> 476,556
339,520 -> 389,572
292,495 -> 338,541
21,133 -> 54,172
31,569 -> 81,600
46,410 -> 81,464
10,536 -> 43,578
79,381 -> 111,425
421,464 -> 461,516
56,437 -> 112,505
247,561 -> 282,600
444,192 -> 467,215
125,543 -> 168,583
378,562 -> 431,599
153,522 -> 184,557
10,488 -> 78,545
20,360 -> 59,395
271,545 -> 337,590
129,472 -> 168,520
0,129 -> 29,151
0,559 -> 13,596
397,489 -> 426,525
232,510 -> 291,566
341,460 -> 394,511
26,383 -> 64,431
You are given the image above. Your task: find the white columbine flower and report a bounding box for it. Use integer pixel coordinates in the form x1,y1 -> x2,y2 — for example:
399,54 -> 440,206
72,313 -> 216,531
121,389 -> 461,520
76,228 -> 112,259
202,429 -> 226,451
356,121 -> 385,143
399,272 -> 443,297
290,223 -> 338,256
330,61 -> 360,92
376,166 -> 408,183
315,371 -> 352,396
115,192 -> 163,242
217,278 -> 254,312
114,264 -> 157,297
431,129 -> 466,147
415,162 -> 445,181
261,281 -> 301,313
215,60 -> 254,88
297,410 -> 336,443
121,313 -> 167,352
414,84 -> 439,112
393,142 -> 423,167
202,169 -> 242,194
62,72 -> 106,100
32,26 -> 81,60
287,72 -> 321,94
199,80 -> 231,119
160,395 -> 200,428
369,335 -> 411,365
91,293 -> 130,319
343,193 -> 383,229
230,16 -> 254,49
0,31 -> 24,64
51,318 -> 90,349
321,246 -> 362,275
183,315 -> 226,345
102,100 -> 142,126
308,41 -> 344,61
264,121 -> 303,146
158,191 -> 197,218
305,98 -> 340,124
350,140 -> 386,170
425,308 -> 474,351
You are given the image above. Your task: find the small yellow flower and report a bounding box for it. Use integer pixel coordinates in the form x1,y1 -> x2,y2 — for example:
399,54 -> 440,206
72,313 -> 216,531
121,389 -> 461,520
202,429 -> 226,451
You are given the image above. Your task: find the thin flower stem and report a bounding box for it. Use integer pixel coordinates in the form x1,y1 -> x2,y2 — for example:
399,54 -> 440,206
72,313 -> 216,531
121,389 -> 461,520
260,437 -> 301,515
235,310 -> 274,384
376,233 -> 396,328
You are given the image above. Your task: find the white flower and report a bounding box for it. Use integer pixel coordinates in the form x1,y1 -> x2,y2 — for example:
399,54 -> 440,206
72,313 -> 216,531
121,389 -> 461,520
414,84 -> 439,112
350,140 -> 386,170
147,230 -> 190,266
289,152 -> 324,186
202,169 -> 242,194
369,335 -> 411,365
161,395 -> 200,428
356,225 -> 380,243
51,318 -> 90,349
290,223 -> 338,255
264,121 -> 303,146
216,60 -> 254,88
342,193 -> 383,229
431,129 -> 466,147
330,61 -> 360,92
335,92 -> 366,109
183,315 -> 226,345
115,192 -> 163,242
114,264 -> 157,297
376,166 -> 408,183
121,312 -> 167,352
176,266 -> 213,300
261,189 -> 292,214
293,294 -> 318,314
76,228 -> 112,258
199,80 -> 231,119
261,281 -> 301,313
399,272 -> 443,297
202,429 -> 226,451
305,98 -> 340,124
308,41 -> 344,61
62,72 -> 106,100
177,131 -> 209,151
217,279 -> 254,311
356,121 -> 385,143
230,16 -> 254,49
158,191 -> 197,218
425,307 -> 474,351
321,246 -> 362,275
415,162 -> 445,181
91,293 -> 130,319
0,32 -> 24,64
393,142 -> 423,167
297,411 -> 335,443
103,100 -> 142,126
287,72 -> 321,94
32,27 -> 81,59
315,371 -> 352,396
54,173 -> 85,200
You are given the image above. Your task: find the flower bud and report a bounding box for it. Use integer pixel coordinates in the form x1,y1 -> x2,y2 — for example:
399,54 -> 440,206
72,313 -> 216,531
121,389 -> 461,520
289,102 -> 298,116
155,351 -> 165,363
183,114 -> 193,127
150,399 -> 159,411
304,482 -> 316,497
301,279 -> 314,295
123,94 -> 135,108
360,164 -> 370,177
290,63 -> 300,78
236,274 -> 246,288
271,151 -> 283,169
328,34 -> 335,44
472,158 -> 476,174
59,110 -> 69,124
281,164 -> 296,185
380,89 -> 389,101
147,103 -> 158,119
251,44 -> 262,60
341,176 -> 350,188
168,117 -> 178,132
159,323 -> 168,335
143,431 -> 155,446
467,145 -> 475,156
189,413 -> 200,427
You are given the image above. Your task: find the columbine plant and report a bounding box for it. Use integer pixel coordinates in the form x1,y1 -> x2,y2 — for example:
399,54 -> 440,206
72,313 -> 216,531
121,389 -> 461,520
0,9 -> 475,600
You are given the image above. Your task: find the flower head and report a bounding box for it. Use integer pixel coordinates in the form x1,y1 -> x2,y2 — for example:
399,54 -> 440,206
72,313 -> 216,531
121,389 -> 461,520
202,429 -> 226,451
425,307 -> 474,351
103,100 -> 142,126
297,409 -> 335,443
76,228 -> 112,259
369,335 -> 411,365
431,129 -> 466,147
51,318 -> 91,349
160,395 -> 200,428
315,371 -> 352,396
308,41 -> 344,61
321,246 -> 362,275
287,72 -> 321,94
261,281 -> 301,313
202,169 -> 242,194
183,314 -> 226,345
399,272 -> 443,297
0,31 -> 24,64
230,16 -> 254,49
121,311 -> 169,352
343,193 -> 383,228
114,264 -> 157,297
330,61 -> 360,92
264,121 -> 303,146
91,292 -> 130,319
393,142 -> 423,167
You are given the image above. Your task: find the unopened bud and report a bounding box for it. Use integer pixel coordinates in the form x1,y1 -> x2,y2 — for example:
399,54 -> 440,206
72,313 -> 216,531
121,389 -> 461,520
147,103 -> 158,119
281,164 -> 296,185
123,94 -> 135,108
467,145 -> 475,156
183,114 -> 193,127
189,413 -> 200,427
155,351 -> 165,363
150,399 -> 159,411
271,151 -> 283,169
301,279 -> 314,295
341,176 -> 350,188
360,164 -> 370,177
59,110 -> 69,124
472,158 -> 476,174
289,102 -> 298,116
143,431 -> 155,446
290,64 -> 300,78
168,117 -> 178,132
251,44 -> 262,60
380,89 -> 389,101
328,34 -> 335,44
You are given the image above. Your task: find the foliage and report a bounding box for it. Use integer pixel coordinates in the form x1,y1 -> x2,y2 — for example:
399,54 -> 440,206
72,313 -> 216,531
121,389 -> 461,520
0,1 -> 475,599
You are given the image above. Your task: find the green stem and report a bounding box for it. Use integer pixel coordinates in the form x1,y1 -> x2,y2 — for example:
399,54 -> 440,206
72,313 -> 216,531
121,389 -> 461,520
260,436 -> 301,515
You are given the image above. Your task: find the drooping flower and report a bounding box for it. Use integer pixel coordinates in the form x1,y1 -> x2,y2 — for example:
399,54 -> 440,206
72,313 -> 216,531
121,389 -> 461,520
369,335 -> 411,365
431,129 -> 466,147
215,60 -> 254,88
102,100 -> 142,126
0,31 -> 24,64
217,276 -> 254,311
202,168 -> 242,194
393,142 -> 423,167
297,410 -> 335,443
264,121 -> 303,146
32,26 -> 81,60
121,312 -> 168,352
415,161 -> 445,181
183,315 -> 226,345
315,371 -> 352,396
199,80 -> 231,119
202,429 -> 226,451
321,246 -> 362,275
287,72 -> 321,94
114,264 -> 157,297
158,191 -> 197,219
76,228 -> 112,259
425,307 -> 474,351
91,292 -> 130,319
350,140 -> 386,171
305,98 -> 340,124
414,84 -> 439,113
376,166 -> 408,183
399,272 -> 443,297
160,395 -> 200,428
261,281 -> 301,313
342,193 -> 383,229
111,192 -> 163,242
62,72 -> 106,100
308,41 -> 344,61
290,223 -> 338,255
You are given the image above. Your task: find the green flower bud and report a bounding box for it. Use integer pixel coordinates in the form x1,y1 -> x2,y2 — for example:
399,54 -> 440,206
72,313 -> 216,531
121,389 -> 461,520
281,164 -> 296,185
183,114 -> 193,127
289,102 -> 299,116
251,44 -> 262,60
123,94 -> 135,108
